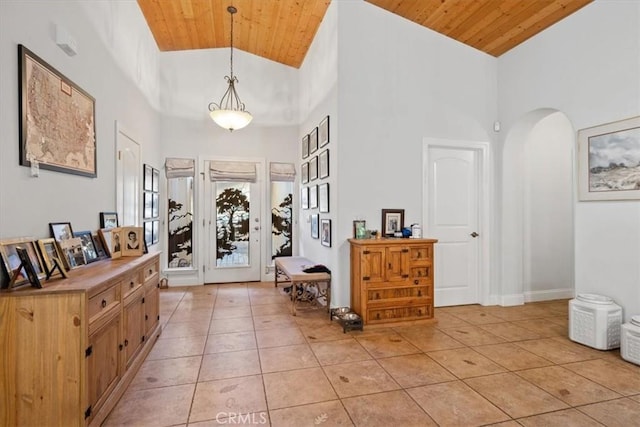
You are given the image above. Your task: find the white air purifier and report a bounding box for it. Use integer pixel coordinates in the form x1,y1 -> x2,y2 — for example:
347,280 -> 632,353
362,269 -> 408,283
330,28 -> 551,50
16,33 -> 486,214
621,315 -> 640,366
569,293 -> 622,350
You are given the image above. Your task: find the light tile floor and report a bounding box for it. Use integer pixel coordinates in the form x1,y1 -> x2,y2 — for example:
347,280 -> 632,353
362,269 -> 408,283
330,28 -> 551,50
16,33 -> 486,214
103,283 -> 640,426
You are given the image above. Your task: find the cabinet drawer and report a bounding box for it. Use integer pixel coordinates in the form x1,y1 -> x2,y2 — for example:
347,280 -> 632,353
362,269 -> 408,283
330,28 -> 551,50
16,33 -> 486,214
410,266 -> 432,281
367,286 -> 430,302
409,246 -> 432,262
121,272 -> 142,300
89,285 -> 120,322
143,259 -> 159,282
367,304 -> 433,323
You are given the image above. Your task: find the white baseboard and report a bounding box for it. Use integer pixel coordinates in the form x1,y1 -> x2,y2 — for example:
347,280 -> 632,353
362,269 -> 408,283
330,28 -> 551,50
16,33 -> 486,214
500,293 -> 525,306
524,288 -> 574,303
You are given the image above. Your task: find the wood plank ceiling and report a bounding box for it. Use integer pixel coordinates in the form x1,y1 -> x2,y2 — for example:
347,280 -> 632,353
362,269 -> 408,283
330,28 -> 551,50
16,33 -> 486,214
137,0 -> 593,68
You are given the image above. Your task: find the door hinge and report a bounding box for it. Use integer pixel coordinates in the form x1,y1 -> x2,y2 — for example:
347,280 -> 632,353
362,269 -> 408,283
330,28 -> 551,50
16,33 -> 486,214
85,345 -> 93,357
84,406 -> 92,419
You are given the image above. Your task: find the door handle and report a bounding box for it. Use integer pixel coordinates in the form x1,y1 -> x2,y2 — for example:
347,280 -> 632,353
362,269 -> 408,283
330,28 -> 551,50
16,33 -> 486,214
470,232 -> 479,238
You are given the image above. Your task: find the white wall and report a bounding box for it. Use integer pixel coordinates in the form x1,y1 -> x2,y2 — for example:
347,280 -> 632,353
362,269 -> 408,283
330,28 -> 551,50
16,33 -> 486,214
498,0 -> 640,320
0,1 -> 161,240
523,112 -> 574,300
329,1 -> 498,307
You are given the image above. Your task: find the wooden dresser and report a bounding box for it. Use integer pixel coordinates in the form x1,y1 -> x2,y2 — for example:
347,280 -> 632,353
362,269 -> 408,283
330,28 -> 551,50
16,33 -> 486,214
349,238 -> 437,325
0,252 -> 161,427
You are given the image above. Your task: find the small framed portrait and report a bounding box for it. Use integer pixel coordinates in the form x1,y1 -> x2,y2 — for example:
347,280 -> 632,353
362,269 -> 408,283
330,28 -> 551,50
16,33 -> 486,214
321,219 -> 331,247
319,115 -> 329,147
98,228 -> 114,257
49,222 -> 74,241
73,230 -> 99,263
301,186 -> 309,210
309,185 -> 318,209
122,226 -> 144,257
382,209 -> 405,236
108,227 -> 122,259
0,238 -> 46,288
311,214 -> 319,239
319,149 -> 329,179
152,167 -> 159,192
309,127 -> 319,154
99,212 -> 119,229
59,237 -> 86,268
37,238 -> 65,273
301,162 -> 309,184
353,220 -> 367,239
152,193 -> 159,218
92,233 -> 107,259
144,163 -> 153,191
309,156 -> 318,181
152,220 -> 159,244
302,134 -> 310,159
145,221 -> 153,247
319,183 -> 329,213
144,192 -> 153,219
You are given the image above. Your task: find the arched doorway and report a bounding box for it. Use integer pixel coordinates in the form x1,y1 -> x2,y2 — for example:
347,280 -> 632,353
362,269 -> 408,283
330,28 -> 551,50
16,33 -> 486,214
501,110 -> 575,305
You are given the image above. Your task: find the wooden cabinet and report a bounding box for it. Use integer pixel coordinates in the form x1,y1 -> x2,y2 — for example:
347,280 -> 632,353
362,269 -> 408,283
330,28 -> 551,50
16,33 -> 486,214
349,238 -> 437,325
0,253 -> 161,427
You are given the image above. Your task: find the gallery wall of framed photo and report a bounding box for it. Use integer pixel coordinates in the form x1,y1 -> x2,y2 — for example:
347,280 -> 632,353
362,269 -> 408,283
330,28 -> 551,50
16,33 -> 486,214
143,163 -> 161,248
301,115 -> 332,247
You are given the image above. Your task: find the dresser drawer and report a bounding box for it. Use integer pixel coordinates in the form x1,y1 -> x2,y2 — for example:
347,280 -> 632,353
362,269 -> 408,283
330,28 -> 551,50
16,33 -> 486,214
409,246 -> 432,262
143,259 -> 159,282
367,286 -> 431,302
409,266 -> 432,281
89,285 -> 120,323
367,304 -> 433,323
121,272 -> 143,300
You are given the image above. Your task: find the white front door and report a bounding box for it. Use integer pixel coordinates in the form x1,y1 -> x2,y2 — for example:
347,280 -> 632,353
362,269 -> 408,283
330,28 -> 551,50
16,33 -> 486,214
426,144 -> 482,306
204,162 -> 262,283
116,123 -> 140,227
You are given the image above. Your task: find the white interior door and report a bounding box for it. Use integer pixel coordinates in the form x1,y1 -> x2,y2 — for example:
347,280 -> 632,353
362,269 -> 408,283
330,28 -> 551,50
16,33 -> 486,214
427,145 -> 481,306
204,162 -> 262,283
116,123 -> 140,227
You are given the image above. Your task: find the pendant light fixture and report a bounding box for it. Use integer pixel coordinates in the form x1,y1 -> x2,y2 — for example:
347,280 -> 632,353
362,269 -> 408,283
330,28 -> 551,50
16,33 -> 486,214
208,6 -> 252,131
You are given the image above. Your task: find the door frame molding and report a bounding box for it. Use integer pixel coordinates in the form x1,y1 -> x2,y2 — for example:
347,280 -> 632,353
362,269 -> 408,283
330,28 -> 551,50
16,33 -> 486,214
115,120 -> 141,227
422,138 -> 493,306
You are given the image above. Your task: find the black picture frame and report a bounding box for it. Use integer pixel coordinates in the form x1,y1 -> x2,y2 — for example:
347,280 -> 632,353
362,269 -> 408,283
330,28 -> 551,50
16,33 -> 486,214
382,209 -> 405,236
311,214 -> 319,239
319,183 -> 329,213
309,156 -> 318,181
92,233 -> 107,259
49,222 -> 74,241
319,115 -> 330,147
0,238 -> 46,289
73,230 -> 99,263
301,186 -> 309,210
99,212 -> 119,229
144,164 -> 153,191
301,162 -> 309,184
144,221 -> 153,247
152,193 -> 159,218
319,149 -> 329,179
302,134 -> 310,159
152,220 -> 159,244
321,219 -> 331,247
16,247 -> 42,288
144,192 -> 153,219
309,185 -> 318,209
152,168 -> 159,192
309,127 -> 319,154
18,45 -> 96,178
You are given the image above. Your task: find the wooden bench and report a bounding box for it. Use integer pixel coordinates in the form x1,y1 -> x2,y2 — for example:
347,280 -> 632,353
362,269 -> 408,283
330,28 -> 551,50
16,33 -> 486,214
274,256 -> 331,316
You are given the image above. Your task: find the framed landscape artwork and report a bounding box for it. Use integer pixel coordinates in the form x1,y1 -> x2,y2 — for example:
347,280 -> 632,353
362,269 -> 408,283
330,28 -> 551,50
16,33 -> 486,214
18,45 -> 96,178
578,115 -> 640,201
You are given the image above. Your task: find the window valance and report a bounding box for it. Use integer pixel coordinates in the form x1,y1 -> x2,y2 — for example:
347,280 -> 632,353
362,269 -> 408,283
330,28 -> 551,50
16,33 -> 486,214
269,162 -> 296,182
165,158 -> 195,178
209,161 -> 257,182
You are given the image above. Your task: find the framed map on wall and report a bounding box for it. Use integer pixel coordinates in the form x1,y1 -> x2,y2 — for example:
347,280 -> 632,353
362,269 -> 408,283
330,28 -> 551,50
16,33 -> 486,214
18,44 -> 97,178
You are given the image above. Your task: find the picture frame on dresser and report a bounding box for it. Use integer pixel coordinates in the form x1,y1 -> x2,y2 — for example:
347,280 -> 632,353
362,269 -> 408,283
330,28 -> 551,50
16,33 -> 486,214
73,230 -> 99,263
0,237 -> 47,288
49,221 -> 74,241
99,211 -> 119,229
381,209 -> 404,236
37,238 -> 66,273
122,226 -> 144,257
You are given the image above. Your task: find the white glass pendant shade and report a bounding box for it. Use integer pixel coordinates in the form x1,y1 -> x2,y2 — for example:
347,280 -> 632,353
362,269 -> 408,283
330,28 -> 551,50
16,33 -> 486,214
209,109 -> 253,131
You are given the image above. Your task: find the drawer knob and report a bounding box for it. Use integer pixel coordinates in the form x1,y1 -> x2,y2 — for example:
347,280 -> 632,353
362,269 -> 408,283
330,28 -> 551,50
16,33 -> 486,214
119,344 -> 123,351
101,299 -> 107,308
149,269 -> 153,275
418,290 -> 422,296
130,281 -> 134,288
414,279 -> 419,285
124,339 -> 129,347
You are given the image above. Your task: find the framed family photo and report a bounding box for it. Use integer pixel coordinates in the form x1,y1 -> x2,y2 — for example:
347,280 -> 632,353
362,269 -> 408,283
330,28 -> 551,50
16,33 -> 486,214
321,219 -> 331,247
382,209 -> 404,236
578,116 -> 640,201
100,212 -> 119,229
0,237 -> 46,288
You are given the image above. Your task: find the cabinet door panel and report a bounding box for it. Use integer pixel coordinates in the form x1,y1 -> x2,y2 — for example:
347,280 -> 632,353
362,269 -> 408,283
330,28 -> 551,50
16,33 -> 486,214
385,246 -> 408,282
144,281 -> 159,337
88,311 -> 121,419
360,247 -> 386,283
123,291 -> 145,369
